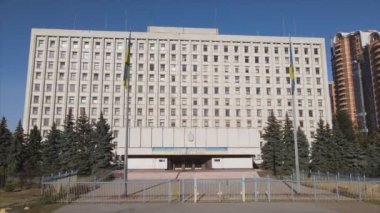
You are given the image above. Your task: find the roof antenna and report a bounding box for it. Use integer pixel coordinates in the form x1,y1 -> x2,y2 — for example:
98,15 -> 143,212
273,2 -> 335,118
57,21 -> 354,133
73,14 -> 78,29
105,13 -> 108,30
293,20 -> 297,36
213,2 -> 217,28
282,17 -> 286,36
124,10 -> 128,31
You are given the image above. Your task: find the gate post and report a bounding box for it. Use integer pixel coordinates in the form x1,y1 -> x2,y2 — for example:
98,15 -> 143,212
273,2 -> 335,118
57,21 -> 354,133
181,179 -> 185,203
194,175 -> 197,203
266,175 -> 271,202
253,178 -> 257,202
336,175 -> 340,201
168,180 -> 172,203
66,176 -> 71,203
313,175 -> 317,201
241,176 -> 246,202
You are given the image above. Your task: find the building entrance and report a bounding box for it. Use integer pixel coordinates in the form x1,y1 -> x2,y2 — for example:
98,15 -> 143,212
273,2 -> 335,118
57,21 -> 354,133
168,156 -> 211,170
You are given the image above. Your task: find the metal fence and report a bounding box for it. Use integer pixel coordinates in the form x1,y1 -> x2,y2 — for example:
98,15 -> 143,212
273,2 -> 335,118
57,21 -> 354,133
41,176 -> 380,203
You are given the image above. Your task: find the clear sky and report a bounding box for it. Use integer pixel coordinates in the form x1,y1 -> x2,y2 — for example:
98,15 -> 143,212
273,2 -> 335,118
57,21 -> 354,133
0,0 -> 379,131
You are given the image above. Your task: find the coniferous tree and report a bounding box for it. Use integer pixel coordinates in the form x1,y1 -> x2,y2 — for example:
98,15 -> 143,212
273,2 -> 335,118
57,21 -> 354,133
91,113 -> 114,175
323,123 -> 340,172
333,113 -> 365,174
23,126 -> 42,182
261,113 -> 284,176
336,110 -> 355,142
296,128 -> 310,171
282,113 -> 294,176
42,123 -> 61,174
0,117 -> 12,186
8,121 -> 26,185
75,113 -> 93,175
310,119 -> 329,172
59,109 -> 77,172
363,132 -> 380,177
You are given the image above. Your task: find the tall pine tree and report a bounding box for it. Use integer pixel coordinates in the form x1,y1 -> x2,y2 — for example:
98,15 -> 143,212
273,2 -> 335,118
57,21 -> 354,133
8,121 -> 26,186
91,113 -> 114,175
42,123 -> 61,174
75,114 -> 93,175
261,113 -> 284,176
0,117 -> 12,186
310,119 -> 329,172
296,128 -> 310,171
23,126 -> 42,182
282,113 -> 294,176
59,109 -> 77,172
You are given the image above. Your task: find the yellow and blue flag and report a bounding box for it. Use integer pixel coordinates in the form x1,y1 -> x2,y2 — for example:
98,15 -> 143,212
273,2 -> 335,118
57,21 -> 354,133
123,32 -> 131,90
289,38 -> 295,95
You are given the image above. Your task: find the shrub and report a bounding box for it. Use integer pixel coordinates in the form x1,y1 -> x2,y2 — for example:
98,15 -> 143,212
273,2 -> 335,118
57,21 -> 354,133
4,180 -> 15,192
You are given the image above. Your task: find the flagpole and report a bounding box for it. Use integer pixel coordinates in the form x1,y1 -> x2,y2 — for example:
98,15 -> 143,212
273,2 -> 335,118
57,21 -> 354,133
124,31 -> 132,195
290,37 -> 301,191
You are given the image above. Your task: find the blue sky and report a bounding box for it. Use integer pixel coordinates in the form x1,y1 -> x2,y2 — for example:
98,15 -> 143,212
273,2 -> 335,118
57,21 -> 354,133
0,0 -> 379,131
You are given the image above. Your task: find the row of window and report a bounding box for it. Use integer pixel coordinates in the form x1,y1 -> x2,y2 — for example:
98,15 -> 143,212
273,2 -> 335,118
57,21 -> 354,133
33,95 -> 325,108
37,38 -> 320,56
33,82 -> 323,96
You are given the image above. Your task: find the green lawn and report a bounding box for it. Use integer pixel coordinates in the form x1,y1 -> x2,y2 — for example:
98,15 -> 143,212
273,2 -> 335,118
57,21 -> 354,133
0,188 -> 63,213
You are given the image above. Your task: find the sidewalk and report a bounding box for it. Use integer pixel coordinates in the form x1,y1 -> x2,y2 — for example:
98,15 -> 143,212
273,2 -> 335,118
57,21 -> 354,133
55,202 -> 380,213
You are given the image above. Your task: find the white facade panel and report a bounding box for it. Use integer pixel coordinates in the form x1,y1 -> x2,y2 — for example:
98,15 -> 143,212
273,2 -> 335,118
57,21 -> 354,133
211,158 -> 252,169
128,158 -> 167,169
152,128 -> 163,147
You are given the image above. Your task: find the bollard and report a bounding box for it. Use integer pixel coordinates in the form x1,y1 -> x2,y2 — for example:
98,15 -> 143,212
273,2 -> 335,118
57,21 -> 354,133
241,176 -> 246,202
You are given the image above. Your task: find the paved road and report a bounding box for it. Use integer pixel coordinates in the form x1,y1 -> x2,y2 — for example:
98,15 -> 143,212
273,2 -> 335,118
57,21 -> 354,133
55,202 -> 380,213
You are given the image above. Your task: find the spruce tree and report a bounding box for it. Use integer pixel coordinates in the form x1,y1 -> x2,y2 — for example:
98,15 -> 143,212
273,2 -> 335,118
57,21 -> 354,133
0,117 -> 12,186
59,109 -> 77,172
310,119 -> 328,172
282,113 -> 294,176
297,128 -> 310,171
23,126 -> 42,181
364,132 -> 380,177
8,121 -> 26,185
324,123 -> 339,172
336,110 -> 355,142
261,112 -> 284,176
91,113 -> 114,175
75,113 -> 93,175
42,123 -> 61,174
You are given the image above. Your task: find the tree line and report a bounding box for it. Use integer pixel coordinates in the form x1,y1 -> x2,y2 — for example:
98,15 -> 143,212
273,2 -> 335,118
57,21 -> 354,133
0,109 -> 115,188
261,111 -> 380,177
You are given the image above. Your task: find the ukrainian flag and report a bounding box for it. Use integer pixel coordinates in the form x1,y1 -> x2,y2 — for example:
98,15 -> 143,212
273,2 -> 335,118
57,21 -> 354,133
124,32 -> 131,90
289,38 -> 295,95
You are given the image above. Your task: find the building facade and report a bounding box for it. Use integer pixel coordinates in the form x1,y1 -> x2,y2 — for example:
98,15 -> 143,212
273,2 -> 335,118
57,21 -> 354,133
331,30 -> 380,132
23,27 -> 332,169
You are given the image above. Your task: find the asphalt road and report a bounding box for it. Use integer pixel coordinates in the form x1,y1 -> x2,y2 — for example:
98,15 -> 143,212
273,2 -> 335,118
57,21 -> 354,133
55,202 -> 380,213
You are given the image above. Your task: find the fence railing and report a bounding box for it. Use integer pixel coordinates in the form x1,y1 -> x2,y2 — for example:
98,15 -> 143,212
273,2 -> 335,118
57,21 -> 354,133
41,176 -> 380,203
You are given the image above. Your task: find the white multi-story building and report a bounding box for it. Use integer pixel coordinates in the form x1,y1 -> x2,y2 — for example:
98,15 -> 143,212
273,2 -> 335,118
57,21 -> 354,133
23,26 -> 332,169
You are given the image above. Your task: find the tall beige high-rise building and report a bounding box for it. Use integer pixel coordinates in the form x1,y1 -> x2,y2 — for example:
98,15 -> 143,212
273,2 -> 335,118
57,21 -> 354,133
23,27 -> 332,169
331,30 -> 380,132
